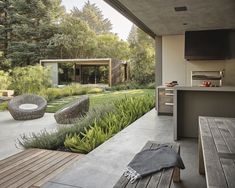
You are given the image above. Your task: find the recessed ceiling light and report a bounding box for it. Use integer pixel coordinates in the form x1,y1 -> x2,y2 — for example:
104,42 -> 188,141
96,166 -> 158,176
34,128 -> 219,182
183,23 -> 188,25
174,6 -> 187,12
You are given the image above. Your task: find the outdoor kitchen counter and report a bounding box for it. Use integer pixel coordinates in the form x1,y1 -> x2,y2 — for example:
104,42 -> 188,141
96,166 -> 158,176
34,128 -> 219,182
173,86 -> 235,140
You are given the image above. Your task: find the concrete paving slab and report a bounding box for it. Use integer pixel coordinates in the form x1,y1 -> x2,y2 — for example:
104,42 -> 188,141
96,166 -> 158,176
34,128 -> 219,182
43,109 -> 206,188
0,111 -> 57,160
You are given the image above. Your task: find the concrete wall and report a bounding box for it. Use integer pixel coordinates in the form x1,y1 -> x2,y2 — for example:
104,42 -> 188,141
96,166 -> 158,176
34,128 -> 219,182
43,62 -> 58,85
162,35 -> 235,86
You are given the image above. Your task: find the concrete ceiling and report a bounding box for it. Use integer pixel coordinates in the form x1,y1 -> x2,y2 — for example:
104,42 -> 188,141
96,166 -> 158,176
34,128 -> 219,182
104,0 -> 235,37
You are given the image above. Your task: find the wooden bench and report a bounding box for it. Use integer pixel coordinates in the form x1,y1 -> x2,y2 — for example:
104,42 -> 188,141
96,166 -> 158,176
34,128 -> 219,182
199,116 -> 235,188
114,141 -> 181,188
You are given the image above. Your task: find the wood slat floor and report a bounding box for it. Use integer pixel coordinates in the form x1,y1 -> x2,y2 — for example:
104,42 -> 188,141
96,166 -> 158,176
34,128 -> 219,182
0,149 -> 83,188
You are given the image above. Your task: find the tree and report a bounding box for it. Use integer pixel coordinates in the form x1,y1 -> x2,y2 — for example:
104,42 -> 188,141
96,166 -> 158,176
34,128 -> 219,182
49,15 -> 97,59
128,25 -> 155,84
48,33 -> 71,59
0,0 -> 14,69
71,1 -> 112,35
95,34 -> 130,60
1,0 -> 65,67
127,24 -> 138,47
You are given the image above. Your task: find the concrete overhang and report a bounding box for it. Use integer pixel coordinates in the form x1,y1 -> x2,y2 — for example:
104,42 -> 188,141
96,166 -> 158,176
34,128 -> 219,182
104,0 -> 235,37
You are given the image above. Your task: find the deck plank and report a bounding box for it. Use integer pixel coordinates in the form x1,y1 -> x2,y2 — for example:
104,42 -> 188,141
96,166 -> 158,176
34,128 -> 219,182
33,155 -> 83,187
18,154 -> 80,188
0,150 -> 47,174
0,149 -> 83,188
0,151 -> 56,184
0,149 -> 38,169
8,152 -> 71,188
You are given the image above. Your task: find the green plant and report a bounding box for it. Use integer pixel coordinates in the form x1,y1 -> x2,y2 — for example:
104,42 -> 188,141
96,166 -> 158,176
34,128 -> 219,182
107,82 -> 155,91
0,59 -> 12,71
0,70 -> 11,90
10,65 -> 52,95
19,104 -> 114,149
0,102 -> 8,111
39,84 -> 103,102
64,95 -> 155,153
19,95 -> 155,153
64,122 -> 113,154
87,87 -> 103,94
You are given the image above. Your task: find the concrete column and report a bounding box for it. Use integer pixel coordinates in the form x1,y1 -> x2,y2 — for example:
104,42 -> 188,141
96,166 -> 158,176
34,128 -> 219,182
155,36 -> 162,86
155,36 -> 162,110
43,62 -> 58,86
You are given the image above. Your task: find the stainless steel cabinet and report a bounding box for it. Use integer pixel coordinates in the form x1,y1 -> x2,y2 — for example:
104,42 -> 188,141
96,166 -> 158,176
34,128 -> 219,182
157,87 -> 173,115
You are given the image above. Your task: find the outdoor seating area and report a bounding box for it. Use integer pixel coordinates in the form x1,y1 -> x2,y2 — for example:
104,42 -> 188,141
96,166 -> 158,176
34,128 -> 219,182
0,0 -> 235,188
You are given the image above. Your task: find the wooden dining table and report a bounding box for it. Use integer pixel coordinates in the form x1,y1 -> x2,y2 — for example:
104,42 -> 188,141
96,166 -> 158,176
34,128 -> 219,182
198,116 -> 235,188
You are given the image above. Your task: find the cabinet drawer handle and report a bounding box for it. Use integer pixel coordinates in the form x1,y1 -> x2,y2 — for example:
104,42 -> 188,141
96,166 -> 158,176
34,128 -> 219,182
165,103 -> 174,106
165,93 -> 174,96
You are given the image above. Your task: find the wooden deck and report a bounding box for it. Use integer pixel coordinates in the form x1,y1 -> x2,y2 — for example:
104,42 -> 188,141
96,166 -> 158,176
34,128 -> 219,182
0,149 -> 83,188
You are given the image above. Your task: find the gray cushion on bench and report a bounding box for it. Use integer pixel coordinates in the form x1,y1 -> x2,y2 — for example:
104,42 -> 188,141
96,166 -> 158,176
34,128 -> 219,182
124,144 -> 185,183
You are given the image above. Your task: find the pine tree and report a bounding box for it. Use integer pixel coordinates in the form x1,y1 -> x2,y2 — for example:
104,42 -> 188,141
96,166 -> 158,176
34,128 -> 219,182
127,24 -> 138,47
0,0 -> 12,58
2,0 -> 64,67
0,0 -> 14,70
71,0 -> 112,35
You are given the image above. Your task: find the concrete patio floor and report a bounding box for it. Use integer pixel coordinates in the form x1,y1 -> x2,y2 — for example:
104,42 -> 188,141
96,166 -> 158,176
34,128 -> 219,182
43,109 -> 206,188
0,111 -> 57,160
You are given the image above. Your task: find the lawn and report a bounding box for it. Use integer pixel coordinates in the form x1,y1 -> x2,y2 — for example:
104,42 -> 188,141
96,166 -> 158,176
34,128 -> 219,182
46,89 -> 155,113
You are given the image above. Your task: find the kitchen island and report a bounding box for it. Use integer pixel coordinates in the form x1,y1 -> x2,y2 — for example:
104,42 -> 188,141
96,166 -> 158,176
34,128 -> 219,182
173,86 -> 235,140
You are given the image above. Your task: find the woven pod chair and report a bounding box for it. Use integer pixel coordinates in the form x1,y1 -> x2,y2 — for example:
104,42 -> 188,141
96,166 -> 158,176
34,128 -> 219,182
54,95 -> 89,124
8,94 -> 47,120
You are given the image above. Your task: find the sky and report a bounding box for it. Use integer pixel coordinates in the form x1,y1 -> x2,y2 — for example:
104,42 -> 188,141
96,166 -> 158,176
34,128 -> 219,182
61,0 -> 133,41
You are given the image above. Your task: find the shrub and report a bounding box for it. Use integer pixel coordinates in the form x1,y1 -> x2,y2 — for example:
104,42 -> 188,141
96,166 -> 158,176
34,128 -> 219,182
39,84 -> 103,101
64,95 -> 155,153
10,65 -> 52,94
0,59 -> 12,71
64,123 -> 113,154
19,104 -> 114,149
0,70 -> 11,90
107,81 -> 155,91
19,95 -> 154,153
0,102 -> 8,111
87,87 -> 103,94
